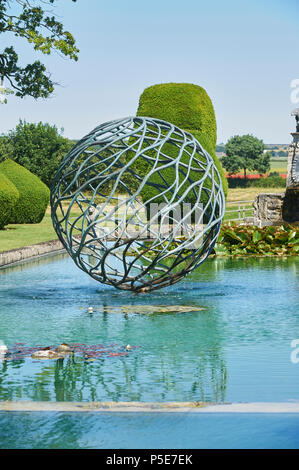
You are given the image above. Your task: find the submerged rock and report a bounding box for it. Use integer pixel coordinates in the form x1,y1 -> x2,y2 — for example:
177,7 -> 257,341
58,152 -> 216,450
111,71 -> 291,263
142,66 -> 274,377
56,343 -> 71,353
31,350 -> 63,359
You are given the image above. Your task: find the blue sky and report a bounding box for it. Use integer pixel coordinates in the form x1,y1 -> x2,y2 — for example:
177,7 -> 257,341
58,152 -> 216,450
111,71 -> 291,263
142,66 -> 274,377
1,0 -> 299,143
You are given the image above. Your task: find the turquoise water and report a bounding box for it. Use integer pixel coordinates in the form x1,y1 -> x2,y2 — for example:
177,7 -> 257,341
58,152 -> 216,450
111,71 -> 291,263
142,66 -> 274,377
0,254 -> 298,403
1,412 -> 299,449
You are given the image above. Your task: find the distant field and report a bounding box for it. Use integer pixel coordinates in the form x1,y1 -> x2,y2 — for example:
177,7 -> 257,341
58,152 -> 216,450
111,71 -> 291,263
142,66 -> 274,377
220,157 -> 288,177
270,158 -> 288,172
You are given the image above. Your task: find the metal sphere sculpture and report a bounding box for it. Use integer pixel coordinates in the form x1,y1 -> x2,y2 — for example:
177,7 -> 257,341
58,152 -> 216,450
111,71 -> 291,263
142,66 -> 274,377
51,117 -> 225,292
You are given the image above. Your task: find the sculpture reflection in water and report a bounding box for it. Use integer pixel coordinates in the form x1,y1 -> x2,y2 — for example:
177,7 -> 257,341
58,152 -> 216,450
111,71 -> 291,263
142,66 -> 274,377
0,311 -> 227,404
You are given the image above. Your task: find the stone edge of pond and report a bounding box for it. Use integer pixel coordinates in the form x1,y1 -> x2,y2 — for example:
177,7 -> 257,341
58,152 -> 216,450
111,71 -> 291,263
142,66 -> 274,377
0,239 -> 65,268
1,402 -> 299,413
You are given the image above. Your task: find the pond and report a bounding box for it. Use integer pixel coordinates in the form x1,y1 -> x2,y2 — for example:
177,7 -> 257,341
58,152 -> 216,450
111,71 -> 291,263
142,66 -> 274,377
0,253 -> 298,448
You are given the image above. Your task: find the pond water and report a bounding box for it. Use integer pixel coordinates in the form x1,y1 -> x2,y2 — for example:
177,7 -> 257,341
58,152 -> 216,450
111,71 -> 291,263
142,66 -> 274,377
0,254 -> 298,404
1,412 -> 299,449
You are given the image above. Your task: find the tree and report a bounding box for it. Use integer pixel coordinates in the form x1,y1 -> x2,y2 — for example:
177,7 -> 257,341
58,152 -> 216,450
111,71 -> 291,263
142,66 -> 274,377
0,0 -> 79,101
0,120 -> 74,187
0,135 -> 13,159
222,134 -> 270,179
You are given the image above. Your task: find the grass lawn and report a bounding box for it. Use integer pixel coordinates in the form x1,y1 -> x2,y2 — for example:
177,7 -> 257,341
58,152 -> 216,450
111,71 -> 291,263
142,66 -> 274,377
0,209 -> 58,253
226,187 -> 284,202
0,186 -> 287,253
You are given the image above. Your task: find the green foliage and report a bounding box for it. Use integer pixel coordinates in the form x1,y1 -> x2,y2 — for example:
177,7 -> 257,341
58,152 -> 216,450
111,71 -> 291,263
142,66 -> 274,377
133,83 -> 227,206
189,130 -> 228,198
251,172 -> 286,188
0,159 -> 49,224
222,134 -> 269,178
1,120 -> 74,187
0,0 -> 79,99
227,172 -> 286,189
0,135 -> 13,161
215,223 -> 299,257
137,83 -> 217,147
0,171 -> 19,229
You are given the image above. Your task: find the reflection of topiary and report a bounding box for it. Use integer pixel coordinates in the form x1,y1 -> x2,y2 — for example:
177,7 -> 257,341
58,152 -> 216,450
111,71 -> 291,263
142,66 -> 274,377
0,171 -> 19,229
0,159 -> 50,224
137,83 -> 227,199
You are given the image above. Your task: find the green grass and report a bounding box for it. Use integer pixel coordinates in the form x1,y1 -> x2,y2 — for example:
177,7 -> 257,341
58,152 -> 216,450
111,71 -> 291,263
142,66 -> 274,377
224,204 -> 253,221
0,210 -> 58,252
270,158 -> 287,172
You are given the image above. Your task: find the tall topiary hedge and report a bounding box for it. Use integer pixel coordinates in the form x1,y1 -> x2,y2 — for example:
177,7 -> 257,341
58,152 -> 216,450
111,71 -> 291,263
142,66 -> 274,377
0,172 -> 19,229
137,83 -> 217,147
134,83 -> 228,203
0,159 -> 50,224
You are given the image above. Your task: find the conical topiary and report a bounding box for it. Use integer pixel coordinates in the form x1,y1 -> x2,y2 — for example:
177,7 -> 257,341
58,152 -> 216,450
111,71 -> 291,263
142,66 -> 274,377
0,159 -> 50,224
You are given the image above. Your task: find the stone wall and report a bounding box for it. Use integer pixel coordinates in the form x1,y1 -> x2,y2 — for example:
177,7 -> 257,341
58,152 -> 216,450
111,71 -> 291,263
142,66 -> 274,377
253,193 -> 285,227
0,239 -> 64,268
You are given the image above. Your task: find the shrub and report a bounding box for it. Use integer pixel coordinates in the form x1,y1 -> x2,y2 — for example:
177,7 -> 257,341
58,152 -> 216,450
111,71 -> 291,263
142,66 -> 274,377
189,130 -> 228,198
227,172 -> 286,188
133,83 -> 227,205
0,172 -> 19,229
0,159 -> 50,224
137,83 -> 217,148
251,173 -> 286,188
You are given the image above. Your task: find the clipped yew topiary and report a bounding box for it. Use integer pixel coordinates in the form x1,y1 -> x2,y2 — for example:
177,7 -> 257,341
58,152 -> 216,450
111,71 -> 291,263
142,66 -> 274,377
0,172 -> 19,229
0,159 -> 50,224
137,82 -> 217,147
135,83 -> 228,202
189,129 -> 228,198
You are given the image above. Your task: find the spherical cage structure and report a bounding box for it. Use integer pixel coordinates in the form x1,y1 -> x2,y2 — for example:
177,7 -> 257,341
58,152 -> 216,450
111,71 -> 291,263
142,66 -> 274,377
51,116 -> 225,292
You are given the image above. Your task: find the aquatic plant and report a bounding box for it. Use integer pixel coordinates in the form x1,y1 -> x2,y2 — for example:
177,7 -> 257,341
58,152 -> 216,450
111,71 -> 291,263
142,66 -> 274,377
215,223 -> 299,256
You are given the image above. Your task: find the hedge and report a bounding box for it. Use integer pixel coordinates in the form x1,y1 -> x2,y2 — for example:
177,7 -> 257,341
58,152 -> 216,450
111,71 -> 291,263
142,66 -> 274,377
0,172 -> 19,229
130,83 -> 227,208
0,159 -> 50,224
227,172 -> 286,189
137,83 -> 217,148
188,130 -> 228,198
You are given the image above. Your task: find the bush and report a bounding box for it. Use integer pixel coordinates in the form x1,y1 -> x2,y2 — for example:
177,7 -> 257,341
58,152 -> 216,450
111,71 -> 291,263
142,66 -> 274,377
137,83 -> 217,148
227,173 -> 286,189
133,83 -> 228,205
251,173 -> 286,188
189,130 -> 228,198
0,172 -> 19,229
0,159 -> 50,224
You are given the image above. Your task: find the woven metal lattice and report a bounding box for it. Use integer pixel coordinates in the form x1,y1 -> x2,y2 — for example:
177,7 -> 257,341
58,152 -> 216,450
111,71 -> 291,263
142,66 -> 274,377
51,116 -> 225,292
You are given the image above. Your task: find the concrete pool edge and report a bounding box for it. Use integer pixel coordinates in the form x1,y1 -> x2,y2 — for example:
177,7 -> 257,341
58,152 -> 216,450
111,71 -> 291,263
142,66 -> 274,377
1,401 -> 299,413
0,239 -> 65,268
